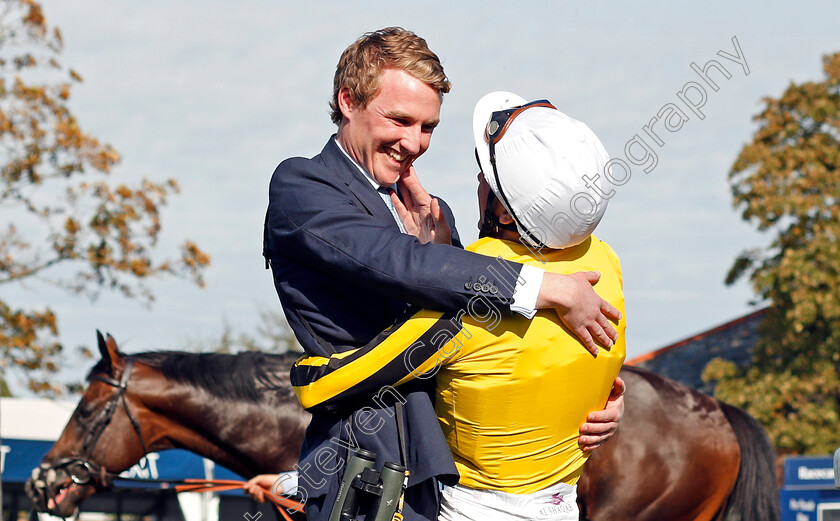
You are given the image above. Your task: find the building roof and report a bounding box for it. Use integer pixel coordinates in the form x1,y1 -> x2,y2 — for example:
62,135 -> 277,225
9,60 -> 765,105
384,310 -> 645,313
627,308 -> 766,394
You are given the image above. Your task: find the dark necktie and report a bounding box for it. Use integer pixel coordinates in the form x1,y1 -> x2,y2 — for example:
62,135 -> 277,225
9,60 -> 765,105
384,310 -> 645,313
377,187 -> 406,233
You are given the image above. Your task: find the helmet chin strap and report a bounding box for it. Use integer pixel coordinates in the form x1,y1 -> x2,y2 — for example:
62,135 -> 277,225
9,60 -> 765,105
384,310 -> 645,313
479,190 -> 518,239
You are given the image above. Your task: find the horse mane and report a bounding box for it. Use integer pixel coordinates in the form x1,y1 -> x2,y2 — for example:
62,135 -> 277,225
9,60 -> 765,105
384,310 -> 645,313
88,350 -> 301,403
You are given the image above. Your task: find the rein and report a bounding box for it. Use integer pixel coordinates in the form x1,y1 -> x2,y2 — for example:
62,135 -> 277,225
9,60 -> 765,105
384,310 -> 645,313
81,474 -> 305,521
174,479 -> 304,521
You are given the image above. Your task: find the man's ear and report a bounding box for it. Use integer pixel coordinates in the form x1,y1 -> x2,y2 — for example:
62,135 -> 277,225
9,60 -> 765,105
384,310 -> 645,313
337,86 -> 355,120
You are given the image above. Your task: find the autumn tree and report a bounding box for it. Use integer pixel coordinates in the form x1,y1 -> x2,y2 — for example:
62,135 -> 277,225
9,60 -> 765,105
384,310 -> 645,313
0,1 -> 210,395
703,51 -> 840,455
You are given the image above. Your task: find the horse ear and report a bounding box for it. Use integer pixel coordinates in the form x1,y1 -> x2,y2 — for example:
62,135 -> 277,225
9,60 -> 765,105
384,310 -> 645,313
96,330 -> 112,374
104,333 -> 125,372
96,330 -> 124,375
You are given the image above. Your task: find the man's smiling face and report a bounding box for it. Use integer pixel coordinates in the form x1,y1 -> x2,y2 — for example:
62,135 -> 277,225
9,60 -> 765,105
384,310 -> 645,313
336,67 -> 441,186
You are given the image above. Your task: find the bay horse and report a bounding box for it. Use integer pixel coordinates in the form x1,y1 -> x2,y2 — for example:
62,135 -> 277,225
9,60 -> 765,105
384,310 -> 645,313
27,332 -> 780,521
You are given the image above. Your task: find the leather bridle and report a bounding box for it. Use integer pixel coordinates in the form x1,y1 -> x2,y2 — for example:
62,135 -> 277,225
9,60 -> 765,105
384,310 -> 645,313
33,358 -> 149,491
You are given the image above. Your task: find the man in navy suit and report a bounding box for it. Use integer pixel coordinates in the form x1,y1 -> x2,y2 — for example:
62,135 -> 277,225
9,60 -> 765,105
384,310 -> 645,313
263,27 -> 623,520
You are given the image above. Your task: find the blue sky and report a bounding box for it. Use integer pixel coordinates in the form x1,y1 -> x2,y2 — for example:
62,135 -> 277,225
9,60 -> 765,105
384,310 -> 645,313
7,1 -> 840,391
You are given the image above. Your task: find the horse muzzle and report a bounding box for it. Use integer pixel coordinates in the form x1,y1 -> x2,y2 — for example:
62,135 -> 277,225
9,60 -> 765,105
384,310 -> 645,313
26,462 -> 98,518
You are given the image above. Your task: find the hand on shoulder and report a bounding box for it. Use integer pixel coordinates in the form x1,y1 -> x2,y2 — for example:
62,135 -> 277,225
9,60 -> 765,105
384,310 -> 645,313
537,271 -> 621,354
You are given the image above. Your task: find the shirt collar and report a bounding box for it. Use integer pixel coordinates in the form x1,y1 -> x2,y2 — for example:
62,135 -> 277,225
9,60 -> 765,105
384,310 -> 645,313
333,137 -> 395,191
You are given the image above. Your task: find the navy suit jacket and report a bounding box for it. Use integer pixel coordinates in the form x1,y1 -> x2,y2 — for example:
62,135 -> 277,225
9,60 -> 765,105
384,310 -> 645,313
263,137 -> 525,520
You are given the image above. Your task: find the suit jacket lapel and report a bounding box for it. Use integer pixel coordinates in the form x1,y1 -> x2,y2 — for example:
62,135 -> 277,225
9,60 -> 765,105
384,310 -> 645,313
319,137 -> 400,229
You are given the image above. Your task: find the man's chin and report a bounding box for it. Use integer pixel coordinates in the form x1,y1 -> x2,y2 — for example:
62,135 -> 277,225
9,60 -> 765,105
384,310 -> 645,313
374,155 -> 411,184
372,168 -> 401,187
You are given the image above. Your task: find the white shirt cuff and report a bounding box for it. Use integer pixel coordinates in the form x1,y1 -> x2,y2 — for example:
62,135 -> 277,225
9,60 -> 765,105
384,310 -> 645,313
276,471 -> 299,495
510,264 -> 544,319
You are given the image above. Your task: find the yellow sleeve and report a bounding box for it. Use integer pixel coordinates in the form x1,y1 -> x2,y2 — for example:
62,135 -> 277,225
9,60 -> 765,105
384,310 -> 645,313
290,308 -> 466,412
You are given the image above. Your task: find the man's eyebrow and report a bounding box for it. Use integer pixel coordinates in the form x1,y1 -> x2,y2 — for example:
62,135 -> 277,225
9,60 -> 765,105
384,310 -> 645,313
386,110 -> 439,128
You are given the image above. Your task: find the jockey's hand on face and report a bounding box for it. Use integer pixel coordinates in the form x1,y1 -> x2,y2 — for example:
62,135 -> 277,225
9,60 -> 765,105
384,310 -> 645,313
578,376 -> 625,451
394,166 -> 452,245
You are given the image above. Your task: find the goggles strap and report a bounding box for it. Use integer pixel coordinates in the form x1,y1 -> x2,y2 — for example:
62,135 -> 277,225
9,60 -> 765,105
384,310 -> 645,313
479,190 -> 518,239
484,100 -> 557,249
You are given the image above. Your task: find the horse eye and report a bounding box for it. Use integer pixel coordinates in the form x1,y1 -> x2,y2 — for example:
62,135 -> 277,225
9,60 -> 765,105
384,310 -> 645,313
76,404 -> 95,420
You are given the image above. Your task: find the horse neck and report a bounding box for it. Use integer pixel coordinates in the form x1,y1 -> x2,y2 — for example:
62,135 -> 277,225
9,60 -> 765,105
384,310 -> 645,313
138,372 -> 305,477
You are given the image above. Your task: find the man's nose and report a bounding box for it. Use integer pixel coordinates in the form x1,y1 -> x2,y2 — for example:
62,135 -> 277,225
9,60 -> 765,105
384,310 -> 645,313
401,125 -> 422,155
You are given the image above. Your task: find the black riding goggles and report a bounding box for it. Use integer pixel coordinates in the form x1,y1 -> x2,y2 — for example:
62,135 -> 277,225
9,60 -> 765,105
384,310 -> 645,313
484,99 -> 556,146
481,99 -> 557,249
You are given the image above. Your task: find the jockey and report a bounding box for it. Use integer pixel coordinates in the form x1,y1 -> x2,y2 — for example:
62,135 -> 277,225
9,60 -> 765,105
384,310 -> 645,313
288,92 -> 626,521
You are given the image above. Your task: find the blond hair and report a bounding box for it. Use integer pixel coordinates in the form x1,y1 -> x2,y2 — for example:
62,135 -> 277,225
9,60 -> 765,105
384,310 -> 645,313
330,27 -> 451,125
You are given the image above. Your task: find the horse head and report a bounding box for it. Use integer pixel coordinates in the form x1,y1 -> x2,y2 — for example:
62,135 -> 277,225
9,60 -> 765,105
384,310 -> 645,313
26,331 -> 151,518
26,334 -> 311,517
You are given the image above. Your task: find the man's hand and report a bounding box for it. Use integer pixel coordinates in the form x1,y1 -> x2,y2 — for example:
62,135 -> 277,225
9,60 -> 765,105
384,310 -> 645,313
393,166 -> 452,245
243,474 -> 278,503
536,271 -> 620,354
578,376 -> 625,451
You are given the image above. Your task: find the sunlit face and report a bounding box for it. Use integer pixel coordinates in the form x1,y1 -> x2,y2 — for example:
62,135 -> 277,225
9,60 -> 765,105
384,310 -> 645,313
336,68 -> 441,186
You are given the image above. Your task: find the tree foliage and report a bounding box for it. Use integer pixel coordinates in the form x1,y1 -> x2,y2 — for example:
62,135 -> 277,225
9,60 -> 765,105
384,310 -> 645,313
703,51 -> 840,455
0,1 -> 210,395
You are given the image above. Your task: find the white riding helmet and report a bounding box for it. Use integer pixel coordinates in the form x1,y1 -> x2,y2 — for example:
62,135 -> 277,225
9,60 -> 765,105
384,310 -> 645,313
472,91 -> 612,249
